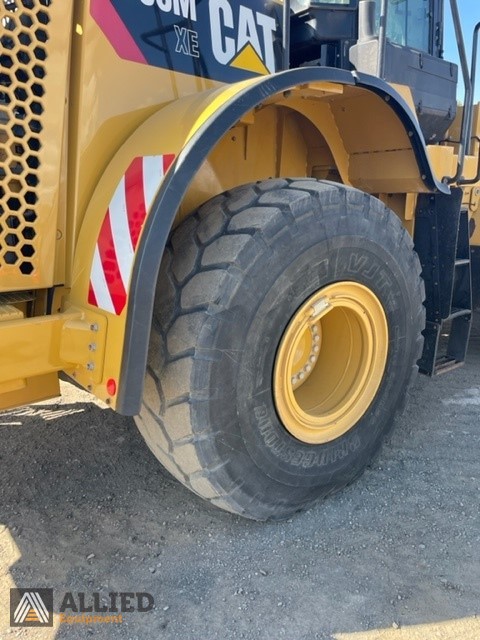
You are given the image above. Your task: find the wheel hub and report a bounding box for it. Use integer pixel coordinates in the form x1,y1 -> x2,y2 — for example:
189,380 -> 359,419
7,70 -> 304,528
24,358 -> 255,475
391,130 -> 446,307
273,282 -> 388,444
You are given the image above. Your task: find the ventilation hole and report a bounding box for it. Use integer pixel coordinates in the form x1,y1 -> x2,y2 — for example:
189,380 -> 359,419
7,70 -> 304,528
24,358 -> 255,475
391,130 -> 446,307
26,154 -> 39,168
30,100 -> 43,115
31,82 -> 44,97
27,136 -> 40,150
14,86 -> 28,101
2,17 -> 16,32
6,233 -> 19,246
23,209 -> 37,223
21,244 -> 34,257
1,56 -> 13,69
7,197 -> 21,211
20,261 -> 34,274
11,123 -> 25,137
32,64 -> 45,79
37,11 -> 50,25
24,190 -> 37,204
22,225 -> 36,239
33,46 -> 46,61
10,141 -> 25,156
14,105 -> 26,120
34,28 -> 48,43
19,14 -> 33,28
15,68 -> 29,83
18,31 -> 32,46
16,49 -> 31,64
28,118 -> 41,133
0,36 -> 15,50
0,72 -> 12,86
7,215 -> 20,229
4,251 -> 18,264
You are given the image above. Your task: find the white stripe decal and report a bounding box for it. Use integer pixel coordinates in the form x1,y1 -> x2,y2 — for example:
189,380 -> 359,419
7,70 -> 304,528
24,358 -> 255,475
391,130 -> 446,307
16,598 -> 30,623
30,592 -> 48,623
109,177 -> 135,288
142,155 -> 164,212
90,245 -> 116,314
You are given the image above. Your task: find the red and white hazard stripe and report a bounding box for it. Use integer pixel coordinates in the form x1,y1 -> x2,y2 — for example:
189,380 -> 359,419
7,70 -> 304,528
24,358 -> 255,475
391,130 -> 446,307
88,154 -> 175,315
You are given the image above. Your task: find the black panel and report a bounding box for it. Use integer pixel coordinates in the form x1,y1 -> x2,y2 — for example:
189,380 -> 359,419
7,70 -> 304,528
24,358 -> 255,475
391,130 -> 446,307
290,4 -> 358,68
350,39 -> 457,141
105,0 -> 283,81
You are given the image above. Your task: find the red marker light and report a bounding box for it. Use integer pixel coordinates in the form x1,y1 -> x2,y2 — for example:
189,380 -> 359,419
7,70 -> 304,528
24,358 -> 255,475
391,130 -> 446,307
106,378 -> 117,396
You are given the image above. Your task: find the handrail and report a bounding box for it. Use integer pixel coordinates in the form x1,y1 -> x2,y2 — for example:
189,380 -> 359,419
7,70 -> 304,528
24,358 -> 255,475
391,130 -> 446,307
282,0 -> 291,71
443,0 -> 474,184
376,0 -> 388,78
458,21 -> 480,185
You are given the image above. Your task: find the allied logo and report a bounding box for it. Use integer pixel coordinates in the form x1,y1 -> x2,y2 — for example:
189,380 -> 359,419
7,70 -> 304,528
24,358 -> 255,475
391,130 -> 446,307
10,589 -> 53,627
10,588 -> 154,628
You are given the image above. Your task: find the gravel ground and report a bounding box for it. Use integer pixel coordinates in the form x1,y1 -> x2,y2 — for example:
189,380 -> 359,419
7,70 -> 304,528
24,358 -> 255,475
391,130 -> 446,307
0,335 -> 479,639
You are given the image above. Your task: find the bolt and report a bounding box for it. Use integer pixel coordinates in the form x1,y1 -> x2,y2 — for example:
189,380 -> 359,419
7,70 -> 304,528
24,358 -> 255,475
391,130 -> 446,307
309,355 -> 316,363
313,345 -> 320,353
88,343 -> 97,352
86,362 -> 95,371
90,323 -> 99,332
87,385 -> 92,392
305,364 -> 312,373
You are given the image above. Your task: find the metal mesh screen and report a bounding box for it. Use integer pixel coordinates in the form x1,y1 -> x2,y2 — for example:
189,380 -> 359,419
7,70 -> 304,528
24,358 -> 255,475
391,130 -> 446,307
0,0 -> 51,277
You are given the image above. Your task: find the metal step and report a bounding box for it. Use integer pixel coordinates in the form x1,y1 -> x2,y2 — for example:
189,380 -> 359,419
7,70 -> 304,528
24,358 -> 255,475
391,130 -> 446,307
448,307 -> 471,319
0,291 -> 35,305
433,356 -> 466,375
0,304 -> 24,321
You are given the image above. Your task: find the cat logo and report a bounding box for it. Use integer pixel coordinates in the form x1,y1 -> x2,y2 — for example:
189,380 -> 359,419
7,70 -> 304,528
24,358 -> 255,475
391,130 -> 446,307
209,0 -> 277,74
10,589 -> 53,627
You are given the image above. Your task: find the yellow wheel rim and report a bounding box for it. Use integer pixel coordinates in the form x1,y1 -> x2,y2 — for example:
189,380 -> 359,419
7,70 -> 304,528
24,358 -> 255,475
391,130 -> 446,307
273,282 -> 388,444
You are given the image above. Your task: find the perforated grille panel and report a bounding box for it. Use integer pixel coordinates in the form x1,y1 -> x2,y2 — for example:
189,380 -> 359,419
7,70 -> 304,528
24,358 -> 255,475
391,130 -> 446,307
0,0 -> 51,277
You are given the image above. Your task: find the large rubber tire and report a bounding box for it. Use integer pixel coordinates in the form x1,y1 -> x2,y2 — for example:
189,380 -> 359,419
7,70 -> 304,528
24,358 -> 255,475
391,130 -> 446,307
135,179 -> 425,521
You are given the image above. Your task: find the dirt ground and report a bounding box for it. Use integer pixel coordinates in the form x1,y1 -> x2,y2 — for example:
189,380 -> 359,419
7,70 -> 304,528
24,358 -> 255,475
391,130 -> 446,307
0,335 -> 479,639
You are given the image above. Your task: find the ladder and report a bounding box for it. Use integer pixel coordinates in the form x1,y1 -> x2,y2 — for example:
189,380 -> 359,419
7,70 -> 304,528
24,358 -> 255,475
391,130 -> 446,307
414,189 -> 472,376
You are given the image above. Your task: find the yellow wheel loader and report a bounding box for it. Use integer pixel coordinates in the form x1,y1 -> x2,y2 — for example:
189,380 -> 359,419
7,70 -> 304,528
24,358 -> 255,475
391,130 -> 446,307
1,0 -> 479,519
